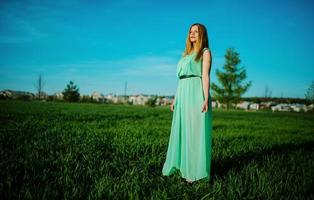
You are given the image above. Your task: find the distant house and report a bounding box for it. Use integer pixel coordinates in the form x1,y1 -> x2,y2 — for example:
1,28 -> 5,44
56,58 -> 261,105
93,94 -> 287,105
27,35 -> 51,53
271,103 -> 291,112
155,97 -> 162,106
211,100 -> 225,108
249,103 -> 259,110
235,101 -> 260,110
155,96 -> 173,106
91,91 -> 105,102
35,91 -> 48,100
0,90 -> 13,98
259,101 -> 275,109
211,101 -> 218,108
236,101 -> 251,110
129,94 -> 149,105
162,96 -> 173,105
53,92 -> 64,100
0,89 -> 35,99
104,93 -> 128,103
117,96 -> 128,103
290,103 -> 308,112
104,93 -> 118,103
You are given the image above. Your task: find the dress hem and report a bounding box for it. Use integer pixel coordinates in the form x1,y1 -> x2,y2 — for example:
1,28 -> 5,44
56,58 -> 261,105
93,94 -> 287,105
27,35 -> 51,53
162,166 -> 210,182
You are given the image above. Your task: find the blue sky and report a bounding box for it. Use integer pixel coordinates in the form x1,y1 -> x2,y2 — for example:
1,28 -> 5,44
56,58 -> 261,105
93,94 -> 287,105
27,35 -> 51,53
0,0 -> 313,98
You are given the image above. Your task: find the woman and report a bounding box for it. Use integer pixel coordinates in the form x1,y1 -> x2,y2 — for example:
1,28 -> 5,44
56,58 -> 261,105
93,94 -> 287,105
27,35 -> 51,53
162,23 -> 213,185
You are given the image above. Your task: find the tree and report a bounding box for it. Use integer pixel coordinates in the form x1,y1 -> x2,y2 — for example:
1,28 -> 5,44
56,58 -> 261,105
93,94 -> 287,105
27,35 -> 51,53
146,96 -> 157,107
211,48 -> 252,110
305,80 -> 314,104
62,81 -> 80,102
34,74 -> 45,100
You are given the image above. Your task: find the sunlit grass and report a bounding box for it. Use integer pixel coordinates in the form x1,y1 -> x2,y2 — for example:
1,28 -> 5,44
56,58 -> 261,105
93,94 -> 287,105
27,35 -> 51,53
1,100 -> 313,199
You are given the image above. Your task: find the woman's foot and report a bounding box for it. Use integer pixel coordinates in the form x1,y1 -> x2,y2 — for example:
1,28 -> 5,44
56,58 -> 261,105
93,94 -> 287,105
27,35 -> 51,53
184,179 -> 194,185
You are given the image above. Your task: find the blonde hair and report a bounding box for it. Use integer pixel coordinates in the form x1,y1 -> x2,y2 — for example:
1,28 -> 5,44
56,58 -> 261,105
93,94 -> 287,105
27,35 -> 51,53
182,23 -> 210,62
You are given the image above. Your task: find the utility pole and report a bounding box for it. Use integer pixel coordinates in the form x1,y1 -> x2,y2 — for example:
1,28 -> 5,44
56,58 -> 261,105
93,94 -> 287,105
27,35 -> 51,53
124,81 -> 127,101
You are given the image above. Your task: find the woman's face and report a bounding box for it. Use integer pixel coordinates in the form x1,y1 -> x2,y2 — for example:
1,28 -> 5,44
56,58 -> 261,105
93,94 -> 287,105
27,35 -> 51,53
189,25 -> 199,43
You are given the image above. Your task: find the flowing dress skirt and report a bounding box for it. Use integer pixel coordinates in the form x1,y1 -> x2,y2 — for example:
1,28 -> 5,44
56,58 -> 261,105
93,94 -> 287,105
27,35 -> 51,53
162,76 -> 213,181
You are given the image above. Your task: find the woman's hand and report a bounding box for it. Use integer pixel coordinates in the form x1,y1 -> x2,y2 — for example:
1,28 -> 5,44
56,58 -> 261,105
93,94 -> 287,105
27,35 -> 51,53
201,100 -> 208,112
170,102 -> 175,112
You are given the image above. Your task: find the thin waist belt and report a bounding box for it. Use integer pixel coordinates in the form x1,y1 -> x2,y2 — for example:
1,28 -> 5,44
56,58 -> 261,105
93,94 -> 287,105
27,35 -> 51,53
179,75 -> 202,79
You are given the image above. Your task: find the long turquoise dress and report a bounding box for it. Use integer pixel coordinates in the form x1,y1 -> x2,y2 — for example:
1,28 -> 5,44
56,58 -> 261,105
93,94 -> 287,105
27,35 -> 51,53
162,47 -> 213,182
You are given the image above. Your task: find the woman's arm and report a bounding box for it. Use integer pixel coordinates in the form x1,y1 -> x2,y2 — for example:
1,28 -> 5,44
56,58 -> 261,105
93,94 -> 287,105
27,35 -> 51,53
202,49 -> 212,102
170,95 -> 176,112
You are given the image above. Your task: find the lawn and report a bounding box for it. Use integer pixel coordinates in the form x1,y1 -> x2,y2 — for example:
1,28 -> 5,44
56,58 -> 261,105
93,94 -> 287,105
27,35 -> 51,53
0,100 -> 313,199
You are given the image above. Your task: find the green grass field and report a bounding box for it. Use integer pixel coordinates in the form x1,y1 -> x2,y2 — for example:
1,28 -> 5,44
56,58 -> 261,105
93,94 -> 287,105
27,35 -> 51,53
1,100 -> 313,200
